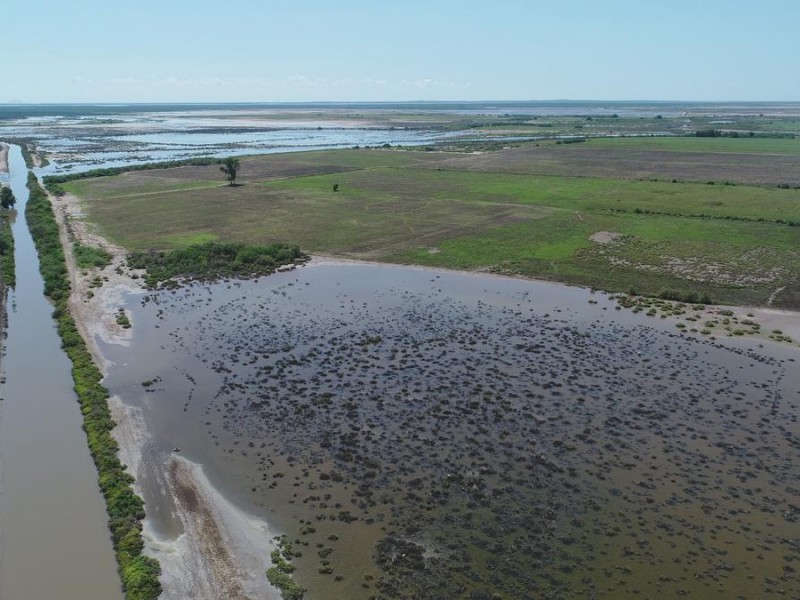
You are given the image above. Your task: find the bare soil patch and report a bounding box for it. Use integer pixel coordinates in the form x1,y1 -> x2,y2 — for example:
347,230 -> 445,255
0,143 -> 8,173
589,231 -> 623,244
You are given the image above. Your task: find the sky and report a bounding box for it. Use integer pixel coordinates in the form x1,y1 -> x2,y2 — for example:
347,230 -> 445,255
3,0 -> 799,103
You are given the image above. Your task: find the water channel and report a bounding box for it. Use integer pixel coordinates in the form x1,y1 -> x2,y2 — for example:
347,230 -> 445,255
0,145 -> 122,600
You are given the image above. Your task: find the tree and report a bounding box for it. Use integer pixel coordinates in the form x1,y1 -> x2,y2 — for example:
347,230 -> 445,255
0,186 -> 15,209
219,157 -> 240,186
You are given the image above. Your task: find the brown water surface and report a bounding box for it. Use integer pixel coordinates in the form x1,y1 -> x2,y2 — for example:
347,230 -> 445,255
104,262 -> 800,599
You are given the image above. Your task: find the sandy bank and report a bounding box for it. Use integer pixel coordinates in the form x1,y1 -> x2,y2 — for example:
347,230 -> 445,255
110,399 -> 280,599
50,189 -> 281,599
0,143 -> 8,174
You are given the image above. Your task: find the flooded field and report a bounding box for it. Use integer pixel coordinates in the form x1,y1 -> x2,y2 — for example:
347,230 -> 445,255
101,262 -> 800,599
0,110 -> 461,176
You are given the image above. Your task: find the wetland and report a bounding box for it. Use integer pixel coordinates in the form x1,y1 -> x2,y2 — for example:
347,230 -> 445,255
4,101 -> 800,599
101,262 -> 800,599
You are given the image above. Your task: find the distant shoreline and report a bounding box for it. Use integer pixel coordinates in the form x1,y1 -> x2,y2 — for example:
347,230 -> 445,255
3,99 -> 800,121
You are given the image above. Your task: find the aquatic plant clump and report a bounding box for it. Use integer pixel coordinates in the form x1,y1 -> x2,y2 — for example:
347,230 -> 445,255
124,269 -> 799,599
127,241 -> 307,288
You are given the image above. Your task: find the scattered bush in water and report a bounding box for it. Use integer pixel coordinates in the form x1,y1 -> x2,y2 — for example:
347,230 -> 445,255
25,172 -> 161,600
116,308 -> 131,329
127,241 -> 308,288
266,536 -> 306,599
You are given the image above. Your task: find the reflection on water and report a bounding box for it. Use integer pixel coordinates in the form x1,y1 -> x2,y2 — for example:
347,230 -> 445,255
103,263 -> 800,599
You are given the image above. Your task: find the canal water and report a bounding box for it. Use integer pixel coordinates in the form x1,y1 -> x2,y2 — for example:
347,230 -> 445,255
0,145 -> 122,599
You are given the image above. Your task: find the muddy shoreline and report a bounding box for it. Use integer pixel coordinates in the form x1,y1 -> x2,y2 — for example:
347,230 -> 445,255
50,190 -> 282,599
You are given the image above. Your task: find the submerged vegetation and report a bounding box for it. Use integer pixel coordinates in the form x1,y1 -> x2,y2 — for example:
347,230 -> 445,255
266,536 -> 306,600
25,172 -> 161,600
130,269 -> 800,598
127,241 -> 307,288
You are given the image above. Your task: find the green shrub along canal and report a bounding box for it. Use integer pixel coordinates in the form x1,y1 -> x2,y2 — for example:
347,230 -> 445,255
0,145 -> 124,600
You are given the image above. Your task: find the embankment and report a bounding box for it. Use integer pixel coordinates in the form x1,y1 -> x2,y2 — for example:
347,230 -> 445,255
25,172 -> 161,600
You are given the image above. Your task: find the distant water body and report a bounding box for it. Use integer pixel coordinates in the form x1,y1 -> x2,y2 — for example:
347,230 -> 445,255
2,100 -> 800,120
2,100 -> 799,176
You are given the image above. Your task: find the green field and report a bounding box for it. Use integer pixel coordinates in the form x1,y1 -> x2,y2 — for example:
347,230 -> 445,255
586,136 -> 800,154
64,141 -> 800,308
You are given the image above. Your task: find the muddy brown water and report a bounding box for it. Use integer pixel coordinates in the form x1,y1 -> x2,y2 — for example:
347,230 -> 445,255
103,263 -> 800,599
0,146 -> 122,600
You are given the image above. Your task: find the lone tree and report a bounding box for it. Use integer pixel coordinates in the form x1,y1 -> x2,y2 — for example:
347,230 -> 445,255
219,157 -> 241,186
0,186 -> 15,209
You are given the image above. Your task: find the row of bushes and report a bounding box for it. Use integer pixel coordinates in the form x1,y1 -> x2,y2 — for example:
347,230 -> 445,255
25,172 -> 161,600
0,209 -> 14,289
619,206 -> 800,227
43,156 -> 223,195
127,241 -> 308,289
657,288 -> 714,305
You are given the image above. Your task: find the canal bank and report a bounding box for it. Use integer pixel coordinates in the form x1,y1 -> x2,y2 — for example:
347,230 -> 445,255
0,145 -> 122,600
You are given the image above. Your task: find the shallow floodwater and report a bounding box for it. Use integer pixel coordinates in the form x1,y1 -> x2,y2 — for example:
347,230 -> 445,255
103,263 -> 800,599
0,146 -> 122,599
0,114 -> 461,176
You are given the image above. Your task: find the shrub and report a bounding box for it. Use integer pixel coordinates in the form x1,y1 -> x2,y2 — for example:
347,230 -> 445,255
26,172 -> 161,599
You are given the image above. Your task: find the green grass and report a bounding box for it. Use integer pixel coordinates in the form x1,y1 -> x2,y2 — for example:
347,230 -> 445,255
63,176 -> 220,201
272,167 -> 800,223
168,232 -> 219,247
586,136 -> 800,154
70,145 -> 800,308
73,243 -> 112,270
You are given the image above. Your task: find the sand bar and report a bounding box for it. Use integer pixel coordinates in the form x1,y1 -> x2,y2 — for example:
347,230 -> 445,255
0,143 -> 9,174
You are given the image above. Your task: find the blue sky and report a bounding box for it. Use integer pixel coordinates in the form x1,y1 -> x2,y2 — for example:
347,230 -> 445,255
3,0 -> 798,103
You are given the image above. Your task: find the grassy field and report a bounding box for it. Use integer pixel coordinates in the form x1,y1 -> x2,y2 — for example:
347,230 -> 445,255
65,140 -> 800,308
435,138 -> 800,185
586,136 -> 800,153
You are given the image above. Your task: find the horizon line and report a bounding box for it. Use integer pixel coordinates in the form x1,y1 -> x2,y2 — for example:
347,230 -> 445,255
2,99 -> 800,107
